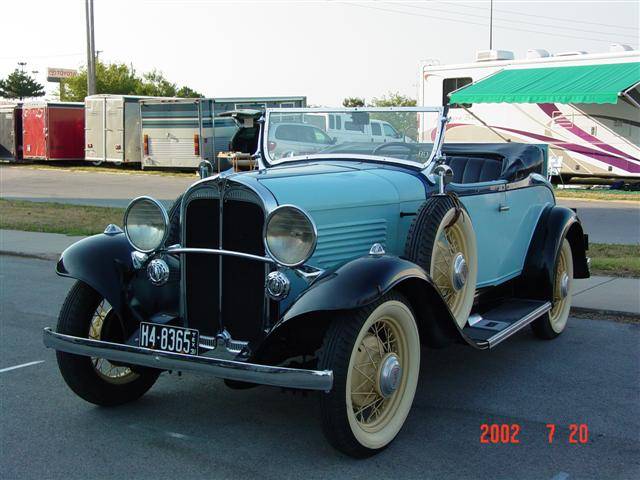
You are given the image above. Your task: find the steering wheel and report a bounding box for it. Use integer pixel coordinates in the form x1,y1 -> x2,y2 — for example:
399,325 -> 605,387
372,142 -> 420,156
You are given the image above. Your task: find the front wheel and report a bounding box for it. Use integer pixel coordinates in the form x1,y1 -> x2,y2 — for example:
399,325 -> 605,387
56,281 -> 159,406
318,293 -> 420,457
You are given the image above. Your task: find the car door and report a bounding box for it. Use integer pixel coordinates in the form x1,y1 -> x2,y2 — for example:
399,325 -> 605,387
452,181 -> 512,288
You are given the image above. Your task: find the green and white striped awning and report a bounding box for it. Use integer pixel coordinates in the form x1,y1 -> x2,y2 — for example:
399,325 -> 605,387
449,62 -> 640,105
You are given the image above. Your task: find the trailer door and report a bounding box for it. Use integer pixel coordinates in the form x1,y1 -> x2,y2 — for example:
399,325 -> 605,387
106,97 -> 124,162
23,107 -> 47,159
85,97 -> 105,161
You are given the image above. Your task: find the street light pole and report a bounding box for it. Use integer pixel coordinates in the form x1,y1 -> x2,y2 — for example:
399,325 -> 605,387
85,0 -> 96,95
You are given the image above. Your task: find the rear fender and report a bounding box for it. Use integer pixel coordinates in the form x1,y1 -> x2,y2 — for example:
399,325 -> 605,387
517,205 -> 589,301
251,255 -> 467,364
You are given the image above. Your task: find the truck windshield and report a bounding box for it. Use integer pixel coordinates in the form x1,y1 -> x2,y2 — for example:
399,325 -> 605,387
264,107 -> 445,167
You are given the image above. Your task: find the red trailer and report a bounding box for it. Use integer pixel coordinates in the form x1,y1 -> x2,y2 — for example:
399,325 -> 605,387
22,102 -> 84,161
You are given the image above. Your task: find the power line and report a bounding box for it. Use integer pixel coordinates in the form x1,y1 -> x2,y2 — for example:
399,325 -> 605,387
338,1 -> 638,44
432,0 -> 640,32
388,1 -> 639,39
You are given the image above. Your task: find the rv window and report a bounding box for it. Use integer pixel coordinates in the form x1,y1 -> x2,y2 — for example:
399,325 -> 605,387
443,77 -> 472,108
336,116 -> 342,129
329,115 -> 335,130
371,122 -> 382,136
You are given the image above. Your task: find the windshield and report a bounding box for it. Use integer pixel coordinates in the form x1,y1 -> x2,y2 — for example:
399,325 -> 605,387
264,107 -> 446,167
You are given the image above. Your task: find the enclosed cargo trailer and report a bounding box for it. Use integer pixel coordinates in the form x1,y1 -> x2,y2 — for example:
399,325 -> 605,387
0,103 -> 22,161
140,96 -> 306,169
22,102 -> 84,161
85,94 -> 175,164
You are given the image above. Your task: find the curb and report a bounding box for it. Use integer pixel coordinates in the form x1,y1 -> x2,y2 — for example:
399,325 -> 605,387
0,250 -> 58,261
571,306 -> 639,320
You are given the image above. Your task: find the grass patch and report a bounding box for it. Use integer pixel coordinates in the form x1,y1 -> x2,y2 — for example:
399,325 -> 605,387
0,199 -> 124,236
554,188 -> 640,202
2,162 -> 197,178
589,243 -> 640,278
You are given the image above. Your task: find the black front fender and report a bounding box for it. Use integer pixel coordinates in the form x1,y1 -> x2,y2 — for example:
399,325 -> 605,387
251,255 -> 464,365
56,232 -> 134,315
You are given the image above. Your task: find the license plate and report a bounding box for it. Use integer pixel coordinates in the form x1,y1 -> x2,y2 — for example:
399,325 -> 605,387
139,322 -> 199,355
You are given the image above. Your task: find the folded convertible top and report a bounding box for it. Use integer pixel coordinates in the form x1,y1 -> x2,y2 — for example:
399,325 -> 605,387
443,142 -> 546,182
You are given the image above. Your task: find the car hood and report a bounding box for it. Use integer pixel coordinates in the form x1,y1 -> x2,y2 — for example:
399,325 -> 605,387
251,162 -> 426,212
244,161 -> 427,267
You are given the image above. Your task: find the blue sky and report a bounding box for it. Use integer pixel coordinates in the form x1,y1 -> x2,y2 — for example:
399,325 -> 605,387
2,0 -> 638,105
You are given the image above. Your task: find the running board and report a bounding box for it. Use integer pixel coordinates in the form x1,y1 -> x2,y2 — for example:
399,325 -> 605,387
463,299 -> 552,349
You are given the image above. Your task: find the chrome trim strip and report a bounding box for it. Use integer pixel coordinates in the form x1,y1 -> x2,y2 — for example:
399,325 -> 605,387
166,247 -> 275,264
43,328 -> 333,392
486,302 -> 552,348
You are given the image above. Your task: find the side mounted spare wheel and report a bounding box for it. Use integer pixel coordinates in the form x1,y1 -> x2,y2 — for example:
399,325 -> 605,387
404,195 -> 477,328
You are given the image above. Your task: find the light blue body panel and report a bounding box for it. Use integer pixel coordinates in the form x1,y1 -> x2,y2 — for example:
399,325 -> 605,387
254,163 -> 425,269
244,160 -> 554,288
458,183 -> 554,287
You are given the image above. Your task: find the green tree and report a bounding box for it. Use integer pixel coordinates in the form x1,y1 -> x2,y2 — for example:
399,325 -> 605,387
342,97 -> 365,107
137,70 -> 177,97
176,86 -> 204,98
61,61 -> 140,101
370,91 -> 418,139
59,61 -> 203,100
0,69 -> 45,100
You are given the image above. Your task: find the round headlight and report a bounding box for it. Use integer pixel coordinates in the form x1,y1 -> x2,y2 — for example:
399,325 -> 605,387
265,205 -> 317,267
123,196 -> 169,253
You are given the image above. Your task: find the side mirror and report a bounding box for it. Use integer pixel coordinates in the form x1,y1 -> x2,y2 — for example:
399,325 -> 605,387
198,159 -> 214,179
331,137 -> 337,144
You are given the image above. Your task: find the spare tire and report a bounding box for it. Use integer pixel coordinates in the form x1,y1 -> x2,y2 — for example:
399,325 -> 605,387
404,195 -> 477,328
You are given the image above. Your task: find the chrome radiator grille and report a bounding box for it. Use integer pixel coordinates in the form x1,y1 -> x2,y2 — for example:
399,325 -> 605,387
182,185 -> 267,341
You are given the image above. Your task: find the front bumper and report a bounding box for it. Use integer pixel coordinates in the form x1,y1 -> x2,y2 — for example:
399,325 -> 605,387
43,328 -> 333,392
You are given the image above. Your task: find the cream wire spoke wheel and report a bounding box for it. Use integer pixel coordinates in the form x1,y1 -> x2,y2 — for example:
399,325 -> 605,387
88,299 -> 139,385
548,239 -> 573,334
429,207 -> 477,328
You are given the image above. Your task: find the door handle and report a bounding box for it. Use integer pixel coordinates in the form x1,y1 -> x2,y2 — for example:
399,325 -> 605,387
498,205 -> 510,212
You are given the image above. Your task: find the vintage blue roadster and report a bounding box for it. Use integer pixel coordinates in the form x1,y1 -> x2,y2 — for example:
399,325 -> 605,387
44,107 -> 589,457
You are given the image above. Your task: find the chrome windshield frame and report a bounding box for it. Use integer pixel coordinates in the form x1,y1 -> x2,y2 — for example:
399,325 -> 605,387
261,106 -> 448,170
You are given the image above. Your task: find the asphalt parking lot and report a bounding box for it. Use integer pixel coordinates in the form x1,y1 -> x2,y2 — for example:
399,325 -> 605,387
1,254 -> 638,480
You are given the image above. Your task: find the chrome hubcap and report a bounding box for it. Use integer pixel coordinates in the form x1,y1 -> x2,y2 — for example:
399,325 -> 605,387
377,353 -> 402,398
559,272 -> 570,299
451,253 -> 468,291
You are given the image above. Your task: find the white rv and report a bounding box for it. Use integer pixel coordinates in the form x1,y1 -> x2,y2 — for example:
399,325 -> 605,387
84,94 -> 175,165
419,45 -> 640,182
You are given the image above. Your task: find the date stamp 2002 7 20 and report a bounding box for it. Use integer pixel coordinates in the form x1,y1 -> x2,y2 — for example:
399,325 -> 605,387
480,423 -> 589,444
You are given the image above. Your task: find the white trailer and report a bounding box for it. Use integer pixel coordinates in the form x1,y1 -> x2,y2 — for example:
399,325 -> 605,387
84,94 -> 175,165
140,96 -> 306,169
419,46 -> 640,181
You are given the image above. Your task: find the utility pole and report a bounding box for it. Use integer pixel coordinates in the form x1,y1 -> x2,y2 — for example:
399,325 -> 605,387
18,62 -> 26,73
85,0 -> 96,95
489,0 -> 494,50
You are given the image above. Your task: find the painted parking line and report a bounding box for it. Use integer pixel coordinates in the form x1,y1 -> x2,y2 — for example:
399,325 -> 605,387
0,360 -> 44,374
